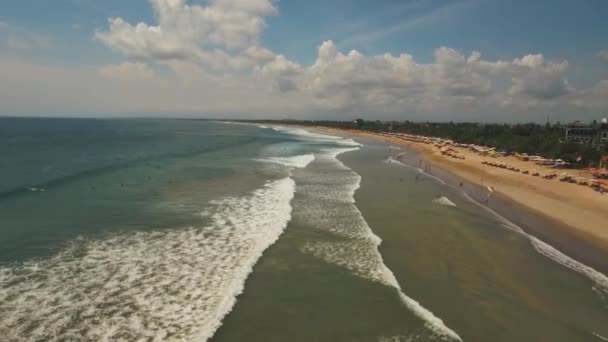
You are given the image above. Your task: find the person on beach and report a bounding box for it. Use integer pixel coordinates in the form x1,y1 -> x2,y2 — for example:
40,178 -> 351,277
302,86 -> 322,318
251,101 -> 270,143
483,186 -> 494,203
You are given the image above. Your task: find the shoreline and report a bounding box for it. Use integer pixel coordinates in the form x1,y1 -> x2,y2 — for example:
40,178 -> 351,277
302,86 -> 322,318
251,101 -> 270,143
394,150 -> 608,275
288,125 -> 608,275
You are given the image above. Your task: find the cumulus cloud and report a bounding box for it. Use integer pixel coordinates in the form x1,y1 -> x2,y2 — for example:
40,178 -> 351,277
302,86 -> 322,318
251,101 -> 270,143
256,55 -> 303,92
472,53 -> 571,99
256,41 -> 572,117
95,0 -> 277,71
503,55 -> 570,99
88,0 -> 582,119
1,1 -> 607,122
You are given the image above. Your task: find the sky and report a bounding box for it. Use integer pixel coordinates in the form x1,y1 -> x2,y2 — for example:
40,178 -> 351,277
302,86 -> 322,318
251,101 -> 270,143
1,0 -> 608,122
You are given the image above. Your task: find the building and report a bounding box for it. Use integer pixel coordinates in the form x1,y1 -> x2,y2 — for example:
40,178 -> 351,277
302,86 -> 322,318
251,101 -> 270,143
564,126 -> 597,143
563,119 -> 608,148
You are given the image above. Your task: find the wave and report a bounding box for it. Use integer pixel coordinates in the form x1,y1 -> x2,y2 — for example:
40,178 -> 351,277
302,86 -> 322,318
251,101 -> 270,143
257,154 -> 316,169
433,196 -> 457,207
276,126 -> 362,147
298,148 -> 462,341
593,332 -> 608,341
0,177 -> 296,342
389,157 -> 608,296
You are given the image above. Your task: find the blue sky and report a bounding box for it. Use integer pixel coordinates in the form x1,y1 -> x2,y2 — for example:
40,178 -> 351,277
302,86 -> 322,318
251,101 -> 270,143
1,0 -> 608,121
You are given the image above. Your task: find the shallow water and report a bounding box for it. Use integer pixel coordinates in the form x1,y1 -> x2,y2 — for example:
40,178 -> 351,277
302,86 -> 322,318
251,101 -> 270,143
341,142 -> 608,341
1,119 -> 606,342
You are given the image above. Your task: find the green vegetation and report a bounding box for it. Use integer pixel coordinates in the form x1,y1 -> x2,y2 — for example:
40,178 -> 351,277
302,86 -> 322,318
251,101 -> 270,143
256,120 -> 608,167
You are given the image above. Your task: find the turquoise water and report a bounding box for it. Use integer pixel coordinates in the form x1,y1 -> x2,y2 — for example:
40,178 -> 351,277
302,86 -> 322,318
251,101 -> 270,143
0,118 -> 607,341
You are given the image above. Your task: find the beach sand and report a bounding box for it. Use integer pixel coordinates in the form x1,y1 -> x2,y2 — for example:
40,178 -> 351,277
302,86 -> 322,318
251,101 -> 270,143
299,126 -> 608,265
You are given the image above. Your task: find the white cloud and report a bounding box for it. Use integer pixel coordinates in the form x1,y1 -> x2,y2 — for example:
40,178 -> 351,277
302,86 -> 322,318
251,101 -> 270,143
508,55 -> 571,99
256,55 -> 303,92
1,1 -> 607,122
94,0 -> 278,72
598,49 -> 608,63
253,41 -> 586,120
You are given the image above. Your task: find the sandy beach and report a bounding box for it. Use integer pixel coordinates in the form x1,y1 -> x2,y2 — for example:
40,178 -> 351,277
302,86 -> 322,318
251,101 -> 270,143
303,126 -> 608,257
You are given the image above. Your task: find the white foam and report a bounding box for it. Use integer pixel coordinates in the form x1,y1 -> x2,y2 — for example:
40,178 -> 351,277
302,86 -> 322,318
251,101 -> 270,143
458,188 -> 608,296
593,332 -> 608,341
0,178 -> 296,342
321,147 -> 360,159
299,149 -> 462,341
390,157 -> 608,296
433,196 -> 457,207
277,126 -> 362,147
257,154 -> 316,169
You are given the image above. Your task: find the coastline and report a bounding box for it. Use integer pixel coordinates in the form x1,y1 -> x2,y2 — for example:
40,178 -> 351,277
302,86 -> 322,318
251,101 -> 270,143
291,125 -> 608,274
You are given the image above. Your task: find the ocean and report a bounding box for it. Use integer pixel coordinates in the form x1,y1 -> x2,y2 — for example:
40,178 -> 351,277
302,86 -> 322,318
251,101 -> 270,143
0,118 -> 606,342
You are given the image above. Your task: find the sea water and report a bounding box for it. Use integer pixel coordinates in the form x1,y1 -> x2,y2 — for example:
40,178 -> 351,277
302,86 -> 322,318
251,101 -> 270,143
0,118 -> 606,342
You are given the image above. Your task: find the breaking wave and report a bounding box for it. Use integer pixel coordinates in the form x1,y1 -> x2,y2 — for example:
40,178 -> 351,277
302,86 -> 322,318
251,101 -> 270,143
297,148 -> 462,341
0,177 -> 296,342
433,196 -> 457,207
257,154 -> 316,169
275,126 -> 362,147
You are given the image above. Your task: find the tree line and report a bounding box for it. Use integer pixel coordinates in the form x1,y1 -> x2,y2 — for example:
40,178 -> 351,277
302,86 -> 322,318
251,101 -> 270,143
253,119 -> 608,167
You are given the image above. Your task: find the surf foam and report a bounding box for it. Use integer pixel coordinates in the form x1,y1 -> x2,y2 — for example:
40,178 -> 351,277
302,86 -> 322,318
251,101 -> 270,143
0,178 -> 296,342
257,154 -> 316,169
433,196 -> 457,207
298,148 -> 462,341
593,332 -> 608,341
277,126 -> 362,147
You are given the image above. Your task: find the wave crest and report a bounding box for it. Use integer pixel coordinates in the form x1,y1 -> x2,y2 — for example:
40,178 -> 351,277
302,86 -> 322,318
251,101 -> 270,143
0,178 -> 296,342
